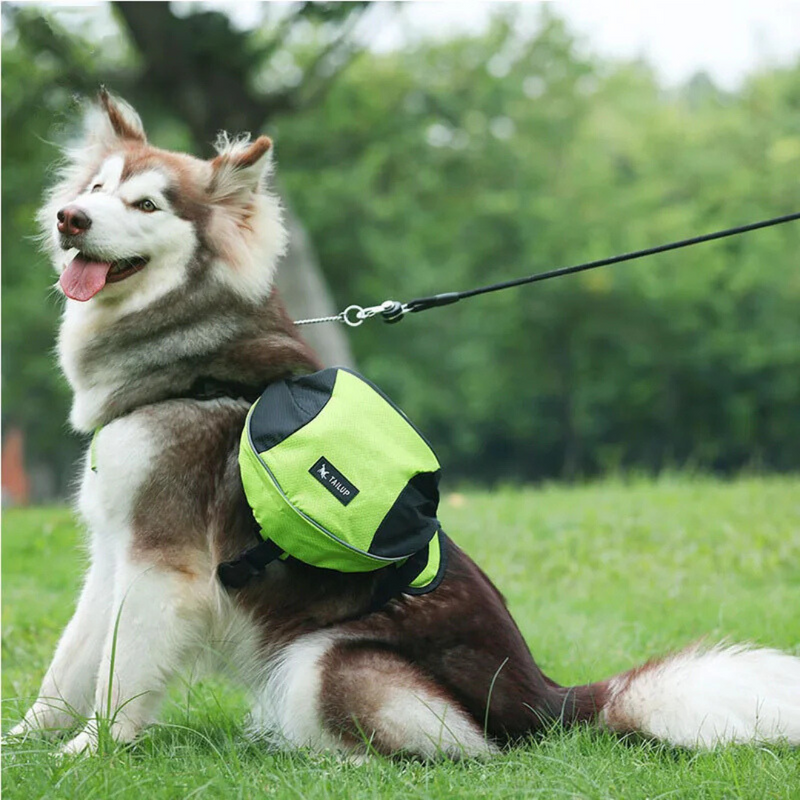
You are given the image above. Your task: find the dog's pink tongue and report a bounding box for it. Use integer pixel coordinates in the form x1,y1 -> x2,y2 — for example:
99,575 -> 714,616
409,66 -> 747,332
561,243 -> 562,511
60,255 -> 113,301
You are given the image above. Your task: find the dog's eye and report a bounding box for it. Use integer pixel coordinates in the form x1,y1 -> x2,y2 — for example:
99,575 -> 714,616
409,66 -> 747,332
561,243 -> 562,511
91,184 -> 103,193
135,199 -> 158,213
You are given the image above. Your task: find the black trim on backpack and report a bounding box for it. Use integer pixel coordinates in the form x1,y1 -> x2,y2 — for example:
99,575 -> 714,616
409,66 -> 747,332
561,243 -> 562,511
249,370 -> 337,453
368,469 -> 441,558
367,545 -> 429,613
368,529 -> 450,611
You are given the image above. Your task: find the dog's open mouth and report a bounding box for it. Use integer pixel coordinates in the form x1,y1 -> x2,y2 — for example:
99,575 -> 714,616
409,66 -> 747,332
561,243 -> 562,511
60,253 -> 150,302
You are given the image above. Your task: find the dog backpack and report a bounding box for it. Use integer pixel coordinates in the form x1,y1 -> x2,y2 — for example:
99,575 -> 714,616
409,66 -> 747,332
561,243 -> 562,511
217,368 -> 447,603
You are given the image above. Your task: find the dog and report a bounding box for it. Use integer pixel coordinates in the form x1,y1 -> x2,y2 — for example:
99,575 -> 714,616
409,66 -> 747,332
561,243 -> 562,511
9,91 -> 800,758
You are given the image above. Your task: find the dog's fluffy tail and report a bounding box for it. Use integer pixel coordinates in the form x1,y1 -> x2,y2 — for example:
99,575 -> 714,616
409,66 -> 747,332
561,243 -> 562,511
582,643 -> 800,748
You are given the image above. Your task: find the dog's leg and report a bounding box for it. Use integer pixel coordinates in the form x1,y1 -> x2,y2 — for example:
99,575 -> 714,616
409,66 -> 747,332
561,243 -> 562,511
60,560 -> 210,756
252,633 -> 496,760
7,543 -> 113,739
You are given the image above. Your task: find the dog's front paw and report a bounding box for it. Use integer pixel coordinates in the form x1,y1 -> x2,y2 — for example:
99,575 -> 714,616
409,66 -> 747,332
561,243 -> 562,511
4,720 -> 33,740
60,727 -> 97,757
2,717 -> 61,744
2,721 -> 35,749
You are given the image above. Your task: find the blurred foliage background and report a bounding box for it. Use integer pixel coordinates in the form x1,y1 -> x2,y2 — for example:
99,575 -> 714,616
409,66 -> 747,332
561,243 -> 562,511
3,2 -> 800,499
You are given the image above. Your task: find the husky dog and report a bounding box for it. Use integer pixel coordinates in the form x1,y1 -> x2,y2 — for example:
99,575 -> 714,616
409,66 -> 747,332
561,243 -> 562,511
9,92 -> 800,758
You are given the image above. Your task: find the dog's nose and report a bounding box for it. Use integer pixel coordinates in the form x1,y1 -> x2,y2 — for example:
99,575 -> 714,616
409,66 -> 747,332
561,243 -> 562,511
57,206 -> 92,236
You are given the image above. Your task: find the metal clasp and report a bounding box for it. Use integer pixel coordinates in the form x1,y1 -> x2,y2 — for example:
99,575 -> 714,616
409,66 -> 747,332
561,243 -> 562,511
342,301 -> 406,327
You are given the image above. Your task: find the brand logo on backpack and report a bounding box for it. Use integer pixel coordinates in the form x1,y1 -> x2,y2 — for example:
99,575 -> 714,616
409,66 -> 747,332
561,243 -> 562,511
309,457 -> 359,506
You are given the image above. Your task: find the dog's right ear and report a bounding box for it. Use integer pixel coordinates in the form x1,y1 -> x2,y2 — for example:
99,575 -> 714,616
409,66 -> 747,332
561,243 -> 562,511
82,89 -> 147,149
208,134 -> 273,205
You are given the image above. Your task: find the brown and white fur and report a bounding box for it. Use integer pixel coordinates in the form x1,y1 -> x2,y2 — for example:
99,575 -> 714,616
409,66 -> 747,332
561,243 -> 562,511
8,92 -> 800,758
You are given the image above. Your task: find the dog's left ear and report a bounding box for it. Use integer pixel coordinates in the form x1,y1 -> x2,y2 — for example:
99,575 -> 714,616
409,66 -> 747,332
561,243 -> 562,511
209,135 -> 273,203
81,89 -> 147,149
97,89 -> 147,143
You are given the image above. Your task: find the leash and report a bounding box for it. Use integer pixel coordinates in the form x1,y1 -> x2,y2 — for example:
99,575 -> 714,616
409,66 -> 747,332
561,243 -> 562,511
295,211 -> 800,327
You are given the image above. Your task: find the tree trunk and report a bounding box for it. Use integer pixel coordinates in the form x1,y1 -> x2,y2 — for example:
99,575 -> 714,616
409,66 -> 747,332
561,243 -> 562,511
277,203 -> 356,367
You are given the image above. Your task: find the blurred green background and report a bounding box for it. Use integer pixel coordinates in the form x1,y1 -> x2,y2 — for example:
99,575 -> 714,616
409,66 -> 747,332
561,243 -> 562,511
3,2 -> 800,500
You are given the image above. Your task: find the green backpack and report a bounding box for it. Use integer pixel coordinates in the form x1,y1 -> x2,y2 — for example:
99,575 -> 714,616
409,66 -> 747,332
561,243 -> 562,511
217,368 -> 447,603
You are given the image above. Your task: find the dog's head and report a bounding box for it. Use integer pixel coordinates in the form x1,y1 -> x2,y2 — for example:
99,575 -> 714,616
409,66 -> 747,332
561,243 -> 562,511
40,90 -> 286,311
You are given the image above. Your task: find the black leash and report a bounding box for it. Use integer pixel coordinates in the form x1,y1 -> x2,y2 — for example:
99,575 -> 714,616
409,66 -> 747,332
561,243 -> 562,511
295,211 -> 800,327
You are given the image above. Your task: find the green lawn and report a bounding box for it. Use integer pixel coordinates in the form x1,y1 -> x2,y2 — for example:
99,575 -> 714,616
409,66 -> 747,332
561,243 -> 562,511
3,475 -> 799,799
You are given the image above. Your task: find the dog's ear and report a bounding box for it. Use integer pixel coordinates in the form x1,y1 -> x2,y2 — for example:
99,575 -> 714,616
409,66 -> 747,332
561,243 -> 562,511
209,134 -> 273,204
83,89 -> 147,148
49,91 -> 146,192
205,134 -> 285,295
98,89 -> 147,142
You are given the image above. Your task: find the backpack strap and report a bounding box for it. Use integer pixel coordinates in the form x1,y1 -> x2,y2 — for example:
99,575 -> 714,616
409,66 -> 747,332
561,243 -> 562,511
367,544 -> 431,613
217,538 -> 284,589
184,376 -> 264,403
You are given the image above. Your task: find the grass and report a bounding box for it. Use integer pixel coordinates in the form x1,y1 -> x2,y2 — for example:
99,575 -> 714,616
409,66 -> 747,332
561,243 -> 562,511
2,474 -> 800,799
